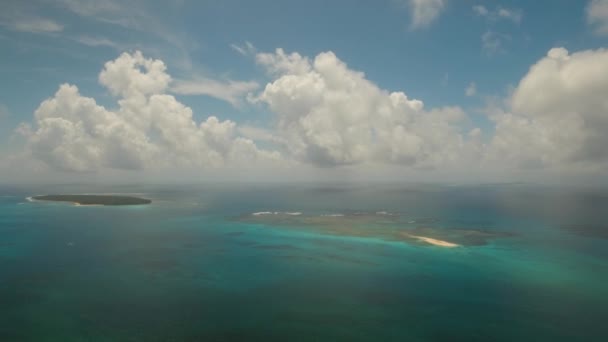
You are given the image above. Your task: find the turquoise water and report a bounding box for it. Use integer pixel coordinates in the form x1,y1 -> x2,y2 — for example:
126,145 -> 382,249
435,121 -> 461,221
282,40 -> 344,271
1,184 -> 607,341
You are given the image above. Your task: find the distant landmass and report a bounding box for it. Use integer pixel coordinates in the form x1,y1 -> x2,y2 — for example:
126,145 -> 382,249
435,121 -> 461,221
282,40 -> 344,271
31,195 -> 151,206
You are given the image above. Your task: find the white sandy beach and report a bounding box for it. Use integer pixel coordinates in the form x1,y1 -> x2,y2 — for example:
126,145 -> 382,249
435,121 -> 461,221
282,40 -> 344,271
401,233 -> 460,247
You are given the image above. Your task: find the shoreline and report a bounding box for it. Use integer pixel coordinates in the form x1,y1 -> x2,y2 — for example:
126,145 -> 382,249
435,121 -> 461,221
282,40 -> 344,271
27,196 -> 99,206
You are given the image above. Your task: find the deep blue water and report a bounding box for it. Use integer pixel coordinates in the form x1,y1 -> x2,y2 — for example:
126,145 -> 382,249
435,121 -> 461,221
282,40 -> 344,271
0,184 -> 607,341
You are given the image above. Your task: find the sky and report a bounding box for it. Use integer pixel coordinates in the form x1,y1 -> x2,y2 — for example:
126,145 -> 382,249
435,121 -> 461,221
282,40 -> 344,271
1,0 -> 608,184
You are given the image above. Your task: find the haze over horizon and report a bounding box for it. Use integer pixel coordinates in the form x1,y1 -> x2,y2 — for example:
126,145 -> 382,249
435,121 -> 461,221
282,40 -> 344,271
2,0 -> 608,184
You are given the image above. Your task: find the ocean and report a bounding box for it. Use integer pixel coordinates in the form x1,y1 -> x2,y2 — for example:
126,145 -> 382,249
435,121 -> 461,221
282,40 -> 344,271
0,183 -> 606,341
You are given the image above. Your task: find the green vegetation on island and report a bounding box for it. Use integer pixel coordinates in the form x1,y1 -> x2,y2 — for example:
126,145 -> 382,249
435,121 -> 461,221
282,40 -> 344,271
32,195 -> 151,206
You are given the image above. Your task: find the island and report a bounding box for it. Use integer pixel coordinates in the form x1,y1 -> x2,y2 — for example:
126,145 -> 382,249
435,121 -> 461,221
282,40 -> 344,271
31,195 -> 151,206
237,211 -> 513,247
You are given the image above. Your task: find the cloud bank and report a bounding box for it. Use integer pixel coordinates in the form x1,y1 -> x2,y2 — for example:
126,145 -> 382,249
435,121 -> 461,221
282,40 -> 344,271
489,47 -> 608,170
253,48 -> 474,168
18,51 -> 280,172
12,46 -> 608,178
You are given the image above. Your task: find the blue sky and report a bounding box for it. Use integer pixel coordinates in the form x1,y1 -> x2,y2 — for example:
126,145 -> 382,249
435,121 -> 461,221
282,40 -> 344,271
1,0 -> 608,182
0,0 -> 596,127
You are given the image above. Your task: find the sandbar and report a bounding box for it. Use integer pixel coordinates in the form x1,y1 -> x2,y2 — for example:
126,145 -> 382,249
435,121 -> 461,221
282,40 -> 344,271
403,233 -> 460,247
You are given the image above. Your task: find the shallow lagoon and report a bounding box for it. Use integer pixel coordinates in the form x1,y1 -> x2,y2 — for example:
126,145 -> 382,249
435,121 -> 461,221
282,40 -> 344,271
1,184 -> 607,341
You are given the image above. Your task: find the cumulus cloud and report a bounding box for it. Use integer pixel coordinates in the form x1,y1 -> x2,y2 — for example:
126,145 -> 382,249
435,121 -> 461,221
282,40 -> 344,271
14,45 -> 608,178
18,51 -> 281,172
251,46 -> 608,172
99,51 -> 171,98
407,0 -> 447,30
253,48 -> 476,168
587,0 -> 608,35
488,47 -> 608,168
255,48 -> 312,76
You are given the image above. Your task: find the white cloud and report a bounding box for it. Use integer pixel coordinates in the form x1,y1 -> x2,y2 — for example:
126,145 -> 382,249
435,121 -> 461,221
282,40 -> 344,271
172,78 -> 259,107
474,5 -> 521,55
13,44 -> 608,178
465,82 -> 477,96
56,0 -> 139,28
56,0 -> 185,47
256,48 -> 312,76
231,44 -> 247,56
497,8 -> 522,24
587,0 -> 608,35
251,46 -> 608,173
481,31 -> 511,55
56,0 -> 120,15
407,0 -> 447,30
98,51 -> 172,98
253,48 -> 476,168
72,35 -> 118,48
473,5 -> 522,24
488,47 -> 608,168
0,16 -> 63,33
55,0 -> 196,71
18,51 -> 281,172
231,41 -> 256,56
